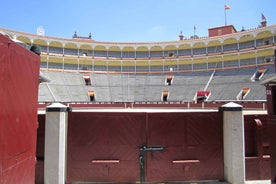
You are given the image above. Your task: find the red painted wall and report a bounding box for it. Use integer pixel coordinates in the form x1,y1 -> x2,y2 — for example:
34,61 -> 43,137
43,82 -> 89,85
244,115 -> 271,180
208,25 -> 237,37
265,84 -> 276,182
36,112 -> 271,183
67,112 -> 224,183
268,115 -> 276,182
0,34 -> 40,184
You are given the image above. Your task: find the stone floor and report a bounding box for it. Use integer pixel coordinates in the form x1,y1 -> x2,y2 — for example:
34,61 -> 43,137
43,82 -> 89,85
73,180 -> 271,184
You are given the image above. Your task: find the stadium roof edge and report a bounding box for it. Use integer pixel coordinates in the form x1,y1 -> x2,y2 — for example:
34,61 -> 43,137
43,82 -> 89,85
0,24 -> 276,46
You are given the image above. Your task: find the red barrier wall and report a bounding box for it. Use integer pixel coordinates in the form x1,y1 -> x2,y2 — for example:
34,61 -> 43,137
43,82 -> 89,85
36,112 -> 271,183
0,34 -> 40,183
66,111 -> 224,183
268,115 -> 276,182
244,115 -> 271,180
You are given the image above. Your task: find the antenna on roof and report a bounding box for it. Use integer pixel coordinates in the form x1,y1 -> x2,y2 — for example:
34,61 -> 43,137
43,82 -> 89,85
37,26 -> 45,36
179,31 -> 184,40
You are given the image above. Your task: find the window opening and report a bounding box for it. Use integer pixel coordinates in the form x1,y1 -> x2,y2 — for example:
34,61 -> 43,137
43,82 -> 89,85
162,91 -> 169,102
168,52 -> 174,57
166,75 -> 173,85
264,40 -> 270,45
88,90 -> 95,101
237,88 -> 250,100
83,74 -> 91,85
195,90 -> 210,103
251,67 -> 266,82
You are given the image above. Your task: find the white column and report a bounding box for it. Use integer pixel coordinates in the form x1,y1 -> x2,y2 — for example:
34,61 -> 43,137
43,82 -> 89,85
219,102 -> 245,184
44,103 -> 71,184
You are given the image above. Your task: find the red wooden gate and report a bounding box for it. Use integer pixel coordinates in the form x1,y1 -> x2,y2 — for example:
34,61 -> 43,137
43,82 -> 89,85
66,111 -> 224,183
145,112 -> 224,182
67,112 -> 145,183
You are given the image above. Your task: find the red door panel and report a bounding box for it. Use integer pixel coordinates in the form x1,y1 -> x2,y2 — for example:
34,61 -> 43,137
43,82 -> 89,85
146,112 -> 224,182
67,112 -> 146,183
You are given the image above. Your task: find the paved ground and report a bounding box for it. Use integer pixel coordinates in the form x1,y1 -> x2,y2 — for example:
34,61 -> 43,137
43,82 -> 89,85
245,180 -> 271,184
73,180 -> 271,184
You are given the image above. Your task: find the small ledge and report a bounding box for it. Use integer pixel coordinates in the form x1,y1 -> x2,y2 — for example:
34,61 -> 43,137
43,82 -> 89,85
172,159 -> 200,164
91,159 -> 120,164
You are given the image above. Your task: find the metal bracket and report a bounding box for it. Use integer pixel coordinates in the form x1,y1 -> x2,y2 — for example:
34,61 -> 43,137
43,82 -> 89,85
139,145 -> 164,184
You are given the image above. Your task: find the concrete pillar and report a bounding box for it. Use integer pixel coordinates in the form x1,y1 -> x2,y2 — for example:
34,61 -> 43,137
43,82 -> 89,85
219,102 -> 245,184
44,103 -> 71,184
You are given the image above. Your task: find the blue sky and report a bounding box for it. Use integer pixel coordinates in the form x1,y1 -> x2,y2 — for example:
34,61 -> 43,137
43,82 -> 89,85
0,0 -> 275,42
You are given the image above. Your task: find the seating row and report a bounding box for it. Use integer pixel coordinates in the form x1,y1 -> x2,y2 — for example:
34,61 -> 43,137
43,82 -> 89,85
38,64 -> 275,102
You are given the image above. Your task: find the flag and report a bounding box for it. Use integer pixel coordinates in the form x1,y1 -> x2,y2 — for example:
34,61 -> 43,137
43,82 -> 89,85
261,13 -> 266,20
224,5 -> 230,10
193,25 -> 196,39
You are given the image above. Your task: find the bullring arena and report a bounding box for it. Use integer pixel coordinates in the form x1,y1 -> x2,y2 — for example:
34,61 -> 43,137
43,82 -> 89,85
0,18 -> 276,184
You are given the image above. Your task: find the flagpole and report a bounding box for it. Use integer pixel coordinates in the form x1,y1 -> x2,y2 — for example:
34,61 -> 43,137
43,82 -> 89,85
224,8 -> 227,25
224,5 -> 230,26
194,26 -> 196,39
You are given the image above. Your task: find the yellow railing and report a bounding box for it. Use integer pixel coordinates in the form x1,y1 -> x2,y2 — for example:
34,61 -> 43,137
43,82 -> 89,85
41,46 -> 274,68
